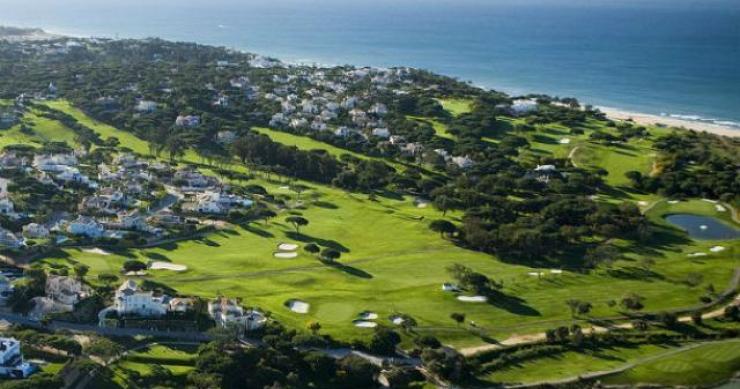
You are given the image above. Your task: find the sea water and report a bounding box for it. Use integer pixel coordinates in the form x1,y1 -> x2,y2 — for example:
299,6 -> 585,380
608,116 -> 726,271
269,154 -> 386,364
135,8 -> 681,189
1,0 -> 738,128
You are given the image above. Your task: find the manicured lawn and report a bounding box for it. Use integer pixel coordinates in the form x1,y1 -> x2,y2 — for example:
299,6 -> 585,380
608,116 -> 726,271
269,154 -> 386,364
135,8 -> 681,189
603,340 -> 740,387
252,126 -> 369,161
42,100 -> 151,154
28,101 -> 740,348
436,98 -> 473,117
39,361 -> 67,375
39,175 -> 740,347
407,116 -> 455,140
92,343 -> 197,389
252,126 -> 411,173
484,343 -> 672,385
0,109 -> 80,149
126,344 -> 198,363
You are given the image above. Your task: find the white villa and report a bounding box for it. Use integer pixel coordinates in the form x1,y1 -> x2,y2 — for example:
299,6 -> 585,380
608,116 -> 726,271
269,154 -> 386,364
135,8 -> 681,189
188,191 -> 253,214
22,223 -> 50,239
68,216 -> 105,238
0,199 -> 14,215
531,164 -> 562,183
372,128 -> 391,139
113,279 -> 167,317
46,276 -> 88,306
134,100 -> 157,113
169,297 -> 194,313
0,229 -> 23,249
175,115 -> 201,128
32,154 -> 77,172
0,276 -> 13,304
0,338 -> 35,378
215,131 -> 237,145
510,99 -> 538,116
451,155 -> 475,169
208,297 -> 266,331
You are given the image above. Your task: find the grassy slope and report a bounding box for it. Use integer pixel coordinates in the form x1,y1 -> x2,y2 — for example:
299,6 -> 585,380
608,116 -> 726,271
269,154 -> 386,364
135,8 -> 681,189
27,100 -> 740,348
407,116 -> 455,140
603,340 -> 740,386
252,127 -> 369,161
484,343 -> 671,384
90,344 -> 197,389
0,109 -> 79,149
43,100 -> 150,154
436,98 -> 473,117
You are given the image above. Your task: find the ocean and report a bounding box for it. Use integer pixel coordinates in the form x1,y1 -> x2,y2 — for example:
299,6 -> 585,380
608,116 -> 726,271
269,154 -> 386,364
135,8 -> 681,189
1,0 -> 739,127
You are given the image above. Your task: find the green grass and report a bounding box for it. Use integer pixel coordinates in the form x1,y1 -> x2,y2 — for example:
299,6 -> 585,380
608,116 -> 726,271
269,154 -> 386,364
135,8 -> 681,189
436,98 -> 473,117
252,126 -> 411,173
604,340 -> 740,386
28,100 -> 740,348
484,343 -> 673,385
91,343 -> 197,389
407,116 -> 455,140
252,126 -> 369,161
0,109 -> 80,149
42,100 -> 151,154
39,361 -> 67,375
126,344 -> 198,363
39,177 -> 740,347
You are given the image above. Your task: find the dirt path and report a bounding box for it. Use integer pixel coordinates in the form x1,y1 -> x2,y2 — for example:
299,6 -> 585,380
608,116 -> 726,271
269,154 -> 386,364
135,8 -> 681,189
506,338 -> 740,388
460,283 -> 740,357
567,145 -> 580,167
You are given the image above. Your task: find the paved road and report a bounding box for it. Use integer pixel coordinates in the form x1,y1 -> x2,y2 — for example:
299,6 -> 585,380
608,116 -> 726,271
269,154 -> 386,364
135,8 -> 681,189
0,311 -> 213,342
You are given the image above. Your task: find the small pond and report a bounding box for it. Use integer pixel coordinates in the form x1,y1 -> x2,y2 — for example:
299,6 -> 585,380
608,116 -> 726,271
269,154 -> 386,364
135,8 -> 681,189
665,214 -> 740,240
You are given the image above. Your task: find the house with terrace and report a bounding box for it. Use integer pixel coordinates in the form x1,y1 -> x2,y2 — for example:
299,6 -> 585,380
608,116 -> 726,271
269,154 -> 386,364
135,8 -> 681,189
32,153 -> 77,173
112,279 -> 168,317
185,191 -> 253,215
45,275 -> 89,306
208,297 -> 266,331
0,338 -> 35,378
0,229 -> 23,249
67,216 -> 105,238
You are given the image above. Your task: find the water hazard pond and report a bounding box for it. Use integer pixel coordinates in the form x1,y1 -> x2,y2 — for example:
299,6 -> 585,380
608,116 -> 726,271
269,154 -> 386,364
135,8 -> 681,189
665,214 -> 740,240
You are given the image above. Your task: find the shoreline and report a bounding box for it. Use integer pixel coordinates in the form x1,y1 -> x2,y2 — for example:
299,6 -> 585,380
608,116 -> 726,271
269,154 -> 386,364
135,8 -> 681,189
597,106 -> 739,138
3,25 -> 739,139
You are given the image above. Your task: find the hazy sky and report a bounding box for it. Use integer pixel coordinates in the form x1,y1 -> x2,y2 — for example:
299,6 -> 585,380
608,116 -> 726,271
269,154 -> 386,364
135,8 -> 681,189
1,0 -> 737,9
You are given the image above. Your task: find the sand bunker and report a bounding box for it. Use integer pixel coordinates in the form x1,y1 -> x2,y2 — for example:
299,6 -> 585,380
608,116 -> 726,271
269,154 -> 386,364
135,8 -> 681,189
390,315 -> 405,325
457,295 -> 488,303
274,252 -> 298,259
353,320 -> 378,328
149,261 -> 187,271
83,248 -> 110,256
559,138 -> 571,144
716,204 -> 727,212
710,246 -> 726,253
287,299 -> 310,314
278,243 -> 299,251
358,311 -> 378,320
668,200 -> 680,204
550,269 -> 563,274
702,199 -> 718,204
688,252 -> 707,257
528,272 -> 545,277
638,201 -> 648,206
125,271 -> 147,276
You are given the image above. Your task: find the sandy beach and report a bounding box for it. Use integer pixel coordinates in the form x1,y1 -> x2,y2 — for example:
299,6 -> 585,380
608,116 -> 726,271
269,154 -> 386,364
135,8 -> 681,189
598,106 -> 740,138
0,27 -> 60,42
